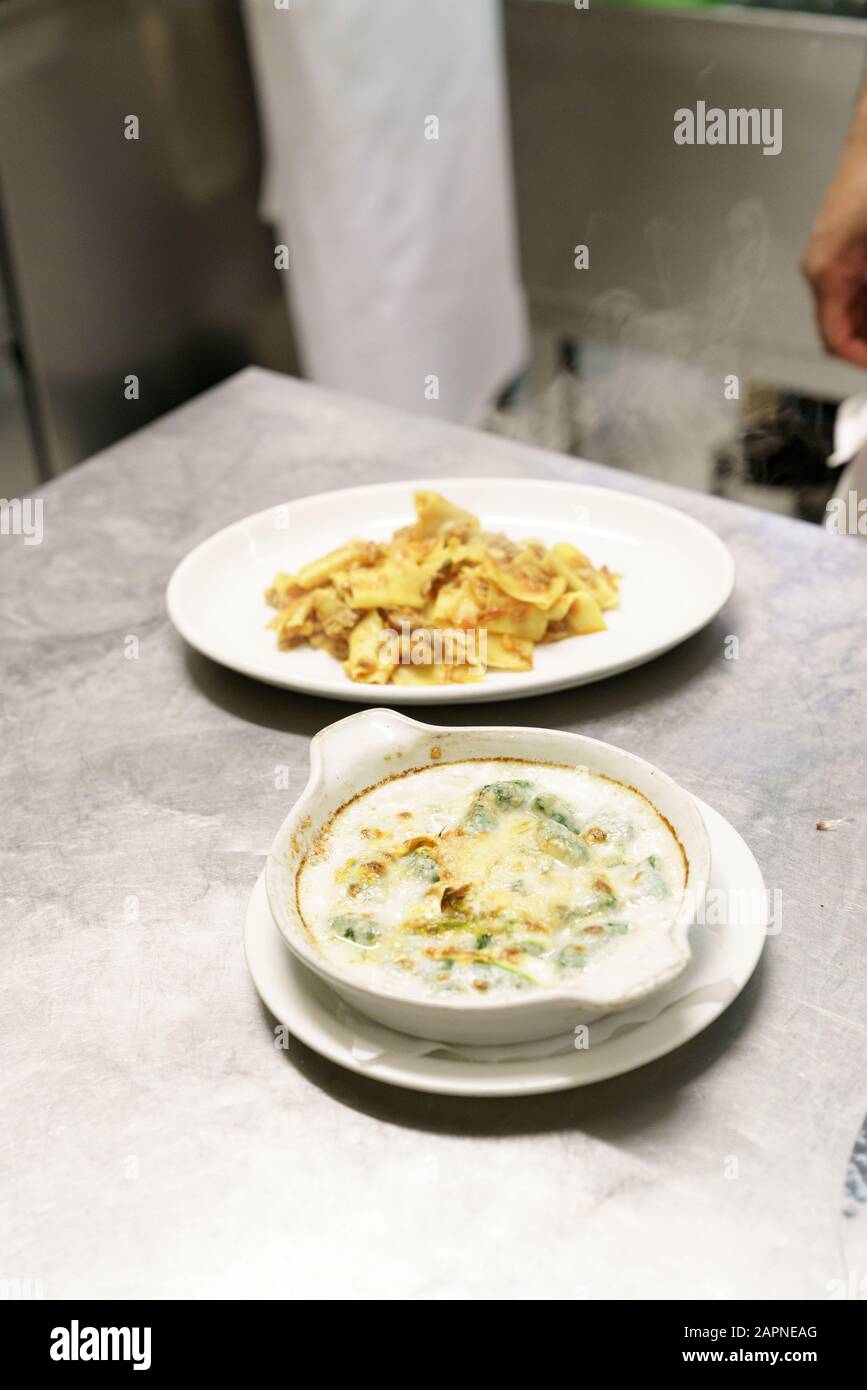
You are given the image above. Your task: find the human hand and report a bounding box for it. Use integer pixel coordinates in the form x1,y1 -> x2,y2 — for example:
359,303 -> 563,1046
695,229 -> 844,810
802,98 -> 867,370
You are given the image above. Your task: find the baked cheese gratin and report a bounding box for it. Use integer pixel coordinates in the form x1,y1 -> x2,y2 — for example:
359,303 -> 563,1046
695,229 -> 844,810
265,491 -> 619,685
297,760 -> 687,999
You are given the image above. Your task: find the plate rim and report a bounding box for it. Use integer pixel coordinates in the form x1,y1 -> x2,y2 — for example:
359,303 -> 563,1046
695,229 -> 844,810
167,476 -> 735,704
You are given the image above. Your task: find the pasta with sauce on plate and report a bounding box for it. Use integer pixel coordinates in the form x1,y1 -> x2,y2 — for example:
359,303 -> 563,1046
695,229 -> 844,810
265,491 -> 620,686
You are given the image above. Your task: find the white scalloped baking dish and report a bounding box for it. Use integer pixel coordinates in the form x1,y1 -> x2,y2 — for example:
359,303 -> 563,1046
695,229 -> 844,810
264,710 -> 711,1045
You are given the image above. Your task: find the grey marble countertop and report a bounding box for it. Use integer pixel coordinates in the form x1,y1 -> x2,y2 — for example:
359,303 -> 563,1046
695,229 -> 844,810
3,366 -> 866,1300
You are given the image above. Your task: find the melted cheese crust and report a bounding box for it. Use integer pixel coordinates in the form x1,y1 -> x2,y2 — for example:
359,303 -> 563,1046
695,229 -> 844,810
297,760 -> 687,1000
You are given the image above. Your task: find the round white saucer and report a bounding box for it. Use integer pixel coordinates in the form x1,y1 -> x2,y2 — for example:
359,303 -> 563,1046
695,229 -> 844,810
245,797 -> 767,1097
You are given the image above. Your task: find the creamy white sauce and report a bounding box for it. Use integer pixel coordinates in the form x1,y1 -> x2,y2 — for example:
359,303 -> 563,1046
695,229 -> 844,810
297,760 -> 687,1001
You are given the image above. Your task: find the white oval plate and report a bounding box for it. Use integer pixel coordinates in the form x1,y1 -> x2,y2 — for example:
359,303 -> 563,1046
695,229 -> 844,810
245,796 -> 766,1097
166,478 -> 734,704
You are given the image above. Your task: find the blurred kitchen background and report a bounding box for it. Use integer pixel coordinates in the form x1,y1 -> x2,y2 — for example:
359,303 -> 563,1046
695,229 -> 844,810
2,0 -> 865,521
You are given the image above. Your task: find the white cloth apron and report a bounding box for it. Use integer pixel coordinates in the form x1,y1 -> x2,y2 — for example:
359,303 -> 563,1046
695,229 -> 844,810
242,0 -> 529,424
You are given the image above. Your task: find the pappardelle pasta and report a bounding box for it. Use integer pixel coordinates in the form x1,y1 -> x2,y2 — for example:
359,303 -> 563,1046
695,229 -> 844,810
265,491 -> 620,686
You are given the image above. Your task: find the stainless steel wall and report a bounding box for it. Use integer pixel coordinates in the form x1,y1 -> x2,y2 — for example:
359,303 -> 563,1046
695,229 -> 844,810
505,2 -> 867,400
0,0 -> 295,477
